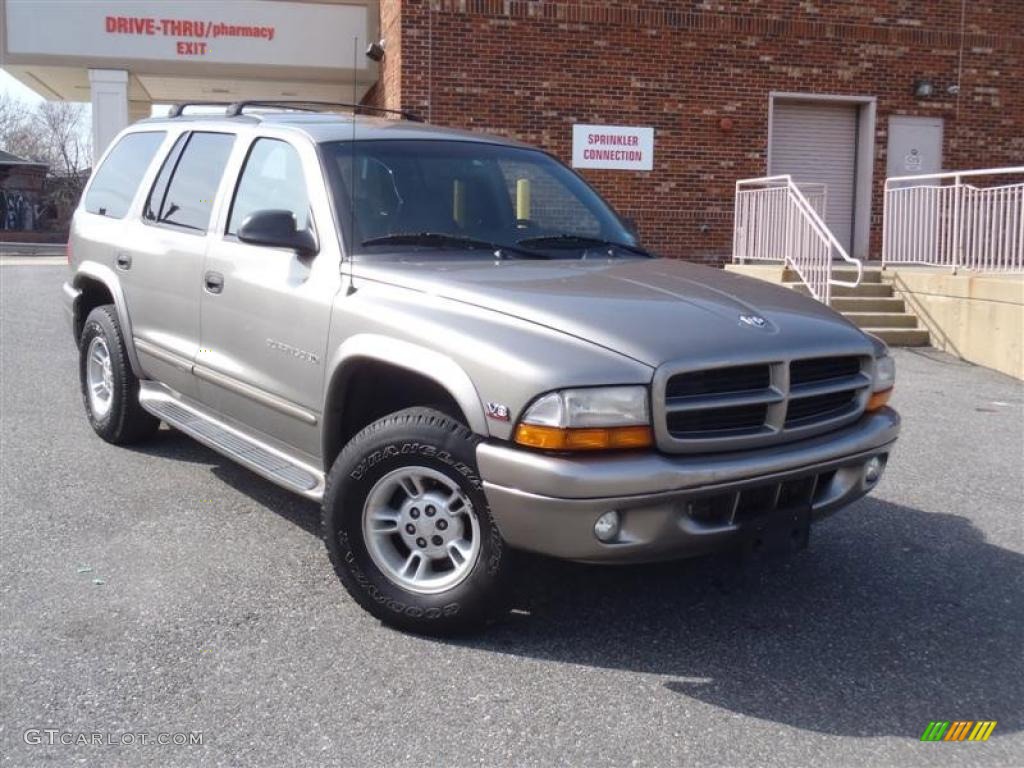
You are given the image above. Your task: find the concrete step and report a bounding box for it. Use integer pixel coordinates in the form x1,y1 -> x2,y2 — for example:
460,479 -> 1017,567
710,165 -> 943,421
784,267 -> 883,283
843,312 -> 919,329
787,282 -> 893,298
829,296 -> 907,313
859,327 -> 931,347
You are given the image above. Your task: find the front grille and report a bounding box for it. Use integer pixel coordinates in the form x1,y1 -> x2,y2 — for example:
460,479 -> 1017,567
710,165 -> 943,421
658,355 -> 870,452
667,364 -> 770,399
785,390 -> 859,427
667,404 -> 768,439
791,356 -> 861,386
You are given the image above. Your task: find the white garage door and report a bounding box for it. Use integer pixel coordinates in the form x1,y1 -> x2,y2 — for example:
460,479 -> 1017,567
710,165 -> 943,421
770,100 -> 859,252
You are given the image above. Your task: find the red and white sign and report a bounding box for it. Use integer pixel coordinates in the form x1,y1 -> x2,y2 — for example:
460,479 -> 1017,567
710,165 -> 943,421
572,125 -> 655,171
4,0 -> 368,70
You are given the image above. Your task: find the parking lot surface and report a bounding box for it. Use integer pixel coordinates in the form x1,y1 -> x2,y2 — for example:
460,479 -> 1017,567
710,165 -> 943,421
1,263 -> 1021,767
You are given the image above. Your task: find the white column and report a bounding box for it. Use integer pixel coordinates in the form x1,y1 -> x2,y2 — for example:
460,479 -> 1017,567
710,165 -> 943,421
88,69 -> 129,162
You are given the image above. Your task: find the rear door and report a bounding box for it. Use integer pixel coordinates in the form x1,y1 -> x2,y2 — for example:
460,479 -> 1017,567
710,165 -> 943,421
122,130 -> 236,398
197,135 -> 343,461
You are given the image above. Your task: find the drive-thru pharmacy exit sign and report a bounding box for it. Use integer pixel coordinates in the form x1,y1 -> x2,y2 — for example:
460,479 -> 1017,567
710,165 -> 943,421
572,124 -> 655,171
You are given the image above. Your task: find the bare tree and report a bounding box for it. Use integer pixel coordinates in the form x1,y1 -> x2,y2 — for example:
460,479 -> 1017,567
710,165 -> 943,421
0,94 -> 89,171
1,94 -> 91,230
37,101 -> 91,177
0,93 -> 45,161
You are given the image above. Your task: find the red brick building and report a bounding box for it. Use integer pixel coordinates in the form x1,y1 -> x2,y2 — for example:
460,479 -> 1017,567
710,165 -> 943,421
365,0 -> 1024,264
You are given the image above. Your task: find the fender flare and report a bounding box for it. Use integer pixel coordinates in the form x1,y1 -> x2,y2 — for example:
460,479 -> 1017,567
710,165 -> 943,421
323,334 -> 490,452
73,261 -> 144,377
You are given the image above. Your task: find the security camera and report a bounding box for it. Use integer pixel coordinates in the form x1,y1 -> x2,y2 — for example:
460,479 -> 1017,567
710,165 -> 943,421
366,40 -> 386,62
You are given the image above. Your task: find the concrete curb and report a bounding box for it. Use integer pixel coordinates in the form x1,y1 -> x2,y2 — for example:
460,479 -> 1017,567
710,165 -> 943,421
0,243 -> 67,257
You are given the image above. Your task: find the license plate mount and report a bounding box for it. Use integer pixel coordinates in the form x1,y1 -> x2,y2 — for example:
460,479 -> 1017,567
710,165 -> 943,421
739,506 -> 811,560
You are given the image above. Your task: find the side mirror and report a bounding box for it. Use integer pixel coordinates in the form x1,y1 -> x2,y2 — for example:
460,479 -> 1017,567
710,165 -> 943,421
237,210 -> 318,257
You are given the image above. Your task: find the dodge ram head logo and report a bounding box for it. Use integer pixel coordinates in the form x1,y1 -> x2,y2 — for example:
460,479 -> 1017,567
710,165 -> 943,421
739,314 -> 768,328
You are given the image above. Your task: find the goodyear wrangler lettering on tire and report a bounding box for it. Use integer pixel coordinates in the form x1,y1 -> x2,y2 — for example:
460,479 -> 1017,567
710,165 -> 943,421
323,408 -> 509,635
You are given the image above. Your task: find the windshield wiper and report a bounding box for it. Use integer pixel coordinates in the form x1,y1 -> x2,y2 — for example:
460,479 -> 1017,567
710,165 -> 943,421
362,232 -> 549,259
517,234 -> 652,257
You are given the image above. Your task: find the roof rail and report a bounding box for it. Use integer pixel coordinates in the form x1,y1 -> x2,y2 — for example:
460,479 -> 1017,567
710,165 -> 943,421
166,101 -> 236,118
225,100 -> 424,122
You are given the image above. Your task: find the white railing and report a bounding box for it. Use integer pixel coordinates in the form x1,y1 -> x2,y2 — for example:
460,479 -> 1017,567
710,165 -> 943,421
883,166 -> 1024,272
733,175 -> 862,305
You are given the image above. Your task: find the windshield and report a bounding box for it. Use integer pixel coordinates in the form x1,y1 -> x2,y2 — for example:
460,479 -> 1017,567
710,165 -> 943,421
321,139 -> 643,259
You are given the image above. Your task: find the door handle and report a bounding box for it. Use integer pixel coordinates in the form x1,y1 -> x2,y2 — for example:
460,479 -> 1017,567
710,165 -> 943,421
204,271 -> 225,294
115,251 -> 132,270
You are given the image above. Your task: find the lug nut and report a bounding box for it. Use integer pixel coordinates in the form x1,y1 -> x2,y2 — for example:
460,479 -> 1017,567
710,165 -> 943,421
436,519 -> 448,531
416,537 -> 427,548
410,508 -> 420,519
431,535 -> 444,546
405,523 -> 416,535
426,505 -> 436,517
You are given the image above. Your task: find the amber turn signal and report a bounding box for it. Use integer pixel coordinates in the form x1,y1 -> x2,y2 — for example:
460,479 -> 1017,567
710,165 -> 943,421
514,424 -> 654,451
866,388 -> 893,412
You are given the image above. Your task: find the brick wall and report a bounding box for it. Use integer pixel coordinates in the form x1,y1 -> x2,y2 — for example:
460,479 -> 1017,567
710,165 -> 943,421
367,0 -> 1024,264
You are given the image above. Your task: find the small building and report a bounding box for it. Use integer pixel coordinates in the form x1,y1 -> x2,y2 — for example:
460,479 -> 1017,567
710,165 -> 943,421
2,0 -> 1021,263
0,149 -> 48,235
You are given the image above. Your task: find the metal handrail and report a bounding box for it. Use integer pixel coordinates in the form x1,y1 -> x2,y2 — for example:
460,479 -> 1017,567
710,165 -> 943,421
883,166 -> 1024,272
733,175 -> 863,304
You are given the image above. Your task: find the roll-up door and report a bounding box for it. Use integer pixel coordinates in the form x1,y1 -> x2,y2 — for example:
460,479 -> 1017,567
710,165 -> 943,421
770,100 -> 859,252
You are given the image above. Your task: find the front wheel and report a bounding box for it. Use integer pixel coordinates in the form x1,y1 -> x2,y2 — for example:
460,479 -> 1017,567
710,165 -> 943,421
322,408 -> 511,634
78,305 -> 160,444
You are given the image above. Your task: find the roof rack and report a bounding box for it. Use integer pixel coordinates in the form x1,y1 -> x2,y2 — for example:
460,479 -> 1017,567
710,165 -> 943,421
166,100 -> 424,122
166,101 -> 235,118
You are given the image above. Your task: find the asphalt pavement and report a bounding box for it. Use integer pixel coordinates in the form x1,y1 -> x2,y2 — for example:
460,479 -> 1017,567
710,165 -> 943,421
1,263 -> 1021,767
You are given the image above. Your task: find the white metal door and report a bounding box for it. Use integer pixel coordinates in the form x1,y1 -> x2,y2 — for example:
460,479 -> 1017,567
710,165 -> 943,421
770,100 -> 859,252
887,116 -> 943,179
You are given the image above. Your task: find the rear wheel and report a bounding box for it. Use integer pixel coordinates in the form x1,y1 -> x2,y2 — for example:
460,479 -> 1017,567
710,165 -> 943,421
322,407 -> 511,634
78,305 -> 160,444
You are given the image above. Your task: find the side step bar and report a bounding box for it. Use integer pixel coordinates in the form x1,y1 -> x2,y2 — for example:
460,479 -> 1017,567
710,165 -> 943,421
138,382 -> 325,500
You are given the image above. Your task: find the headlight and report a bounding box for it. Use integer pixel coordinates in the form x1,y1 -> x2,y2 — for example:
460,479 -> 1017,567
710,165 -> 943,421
867,352 -> 896,411
514,386 -> 653,451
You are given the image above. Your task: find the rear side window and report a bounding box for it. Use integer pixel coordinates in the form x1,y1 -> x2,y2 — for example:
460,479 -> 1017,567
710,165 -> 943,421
143,133 -> 188,223
84,132 -> 166,219
227,138 -> 310,235
145,132 -> 235,232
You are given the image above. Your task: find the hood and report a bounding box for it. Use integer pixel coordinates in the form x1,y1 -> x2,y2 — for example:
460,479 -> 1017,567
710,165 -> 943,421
351,257 -> 874,368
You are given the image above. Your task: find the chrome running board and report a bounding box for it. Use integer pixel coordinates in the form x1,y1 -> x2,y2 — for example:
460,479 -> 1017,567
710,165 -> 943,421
138,381 -> 324,500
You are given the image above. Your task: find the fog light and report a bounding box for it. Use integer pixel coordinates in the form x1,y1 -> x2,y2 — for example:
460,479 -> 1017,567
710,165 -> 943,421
865,456 -> 884,485
594,510 -> 620,543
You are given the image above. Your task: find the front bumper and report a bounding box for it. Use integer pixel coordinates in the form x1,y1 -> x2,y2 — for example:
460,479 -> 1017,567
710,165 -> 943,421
477,407 -> 899,563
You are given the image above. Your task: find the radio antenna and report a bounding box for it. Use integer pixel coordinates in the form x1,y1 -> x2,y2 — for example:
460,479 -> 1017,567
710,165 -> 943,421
349,36 -> 359,265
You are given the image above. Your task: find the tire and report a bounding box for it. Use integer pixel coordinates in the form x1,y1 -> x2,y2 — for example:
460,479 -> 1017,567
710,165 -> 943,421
78,305 -> 160,444
322,407 -> 511,635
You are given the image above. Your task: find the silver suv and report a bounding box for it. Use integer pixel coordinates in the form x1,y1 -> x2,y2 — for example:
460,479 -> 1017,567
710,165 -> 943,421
63,102 -> 899,634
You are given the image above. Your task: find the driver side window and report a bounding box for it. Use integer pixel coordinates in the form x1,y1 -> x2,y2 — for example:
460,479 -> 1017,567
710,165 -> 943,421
228,138 -> 310,236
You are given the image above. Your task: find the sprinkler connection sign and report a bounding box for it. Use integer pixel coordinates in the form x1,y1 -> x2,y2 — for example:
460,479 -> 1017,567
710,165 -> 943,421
572,125 -> 655,171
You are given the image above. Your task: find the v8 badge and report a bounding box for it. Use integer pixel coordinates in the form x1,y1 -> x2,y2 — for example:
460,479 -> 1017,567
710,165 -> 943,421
486,402 -> 511,422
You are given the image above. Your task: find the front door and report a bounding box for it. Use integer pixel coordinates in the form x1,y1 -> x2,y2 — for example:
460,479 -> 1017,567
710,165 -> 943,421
197,136 -> 342,462
124,130 -> 237,399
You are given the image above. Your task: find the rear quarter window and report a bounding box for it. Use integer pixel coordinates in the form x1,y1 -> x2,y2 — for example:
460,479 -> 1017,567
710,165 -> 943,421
84,132 -> 166,219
